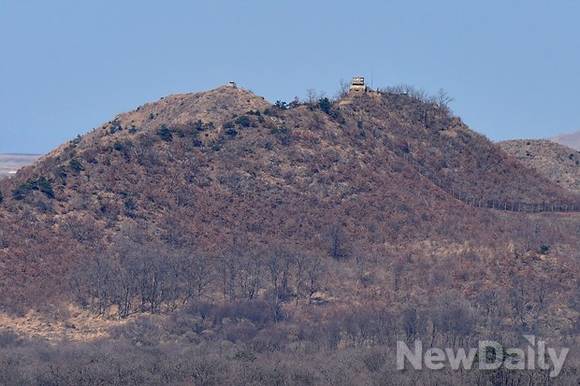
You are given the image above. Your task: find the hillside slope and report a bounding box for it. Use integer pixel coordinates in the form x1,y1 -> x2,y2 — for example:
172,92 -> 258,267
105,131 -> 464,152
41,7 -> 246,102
499,139 -> 580,194
0,86 -> 578,317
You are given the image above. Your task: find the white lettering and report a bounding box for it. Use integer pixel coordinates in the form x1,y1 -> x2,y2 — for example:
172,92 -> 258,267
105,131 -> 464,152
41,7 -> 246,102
397,340 -> 423,370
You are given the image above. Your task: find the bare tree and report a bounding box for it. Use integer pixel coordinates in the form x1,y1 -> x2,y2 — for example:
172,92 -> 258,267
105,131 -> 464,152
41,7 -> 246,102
435,88 -> 454,109
306,89 -> 318,104
237,252 -> 263,301
305,255 -> 324,302
181,254 -> 214,303
336,79 -> 350,99
294,252 -> 308,303
218,252 -> 238,302
328,224 -> 349,260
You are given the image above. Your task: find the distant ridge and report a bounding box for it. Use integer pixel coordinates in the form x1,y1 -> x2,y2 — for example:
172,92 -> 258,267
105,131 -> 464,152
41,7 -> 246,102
552,130 -> 580,151
499,139 -> 580,195
0,153 -> 41,178
0,153 -> 42,157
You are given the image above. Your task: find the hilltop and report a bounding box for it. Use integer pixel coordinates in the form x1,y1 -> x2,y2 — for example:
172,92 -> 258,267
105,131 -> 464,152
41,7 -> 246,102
499,139 -> 580,194
0,85 -> 578,345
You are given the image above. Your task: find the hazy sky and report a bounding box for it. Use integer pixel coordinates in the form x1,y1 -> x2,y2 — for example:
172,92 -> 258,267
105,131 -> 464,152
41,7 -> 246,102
1,0 -> 579,154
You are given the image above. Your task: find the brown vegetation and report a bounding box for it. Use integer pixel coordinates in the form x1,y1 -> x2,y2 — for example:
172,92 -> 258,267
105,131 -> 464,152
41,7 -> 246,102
0,85 -> 578,385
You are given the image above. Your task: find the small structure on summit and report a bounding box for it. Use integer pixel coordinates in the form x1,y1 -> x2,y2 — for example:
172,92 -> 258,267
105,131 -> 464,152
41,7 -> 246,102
227,81 -> 237,88
349,76 -> 367,94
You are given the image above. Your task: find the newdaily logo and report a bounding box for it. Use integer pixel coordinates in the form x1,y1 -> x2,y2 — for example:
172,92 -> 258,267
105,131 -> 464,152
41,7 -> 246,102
397,336 -> 569,378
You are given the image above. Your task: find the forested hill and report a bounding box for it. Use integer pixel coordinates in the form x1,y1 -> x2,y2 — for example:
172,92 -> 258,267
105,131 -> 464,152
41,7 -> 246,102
0,85 -> 578,314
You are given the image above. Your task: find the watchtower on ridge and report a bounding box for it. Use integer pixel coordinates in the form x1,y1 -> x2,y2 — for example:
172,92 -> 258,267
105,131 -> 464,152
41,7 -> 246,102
349,76 -> 367,94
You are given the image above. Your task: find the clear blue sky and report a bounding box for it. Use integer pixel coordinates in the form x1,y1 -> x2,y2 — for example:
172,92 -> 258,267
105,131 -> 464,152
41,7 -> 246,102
1,0 -> 579,154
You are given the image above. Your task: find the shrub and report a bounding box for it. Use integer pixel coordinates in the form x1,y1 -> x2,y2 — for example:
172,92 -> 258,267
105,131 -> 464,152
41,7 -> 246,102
235,115 -> 251,128
54,165 -> 68,181
225,128 -> 238,138
157,125 -> 173,142
318,97 -> 332,114
109,124 -> 122,134
112,140 -> 134,160
12,177 -> 54,200
400,143 -> 410,154
113,142 -> 125,152
185,302 -> 216,320
124,197 -> 137,213
270,127 -> 291,145
0,191 -> 3,204
71,135 -> 82,145
35,177 -> 54,198
193,119 -> 215,131
193,120 -> 205,131
111,317 -> 162,347
274,100 -> 288,110
68,158 -> 84,173
233,350 -> 257,362
229,300 -> 282,326
186,300 -> 281,327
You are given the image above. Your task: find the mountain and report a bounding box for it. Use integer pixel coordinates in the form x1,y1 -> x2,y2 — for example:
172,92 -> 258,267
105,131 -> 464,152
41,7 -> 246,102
552,130 -> 580,150
0,154 -> 40,179
0,85 -> 579,384
499,140 -> 580,194
0,85 -> 578,339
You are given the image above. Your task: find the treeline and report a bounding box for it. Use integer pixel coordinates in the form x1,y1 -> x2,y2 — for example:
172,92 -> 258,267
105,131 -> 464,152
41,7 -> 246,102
447,189 -> 580,213
71,244 -> 325,319
68,246 -> 574,343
